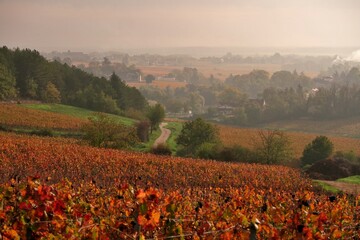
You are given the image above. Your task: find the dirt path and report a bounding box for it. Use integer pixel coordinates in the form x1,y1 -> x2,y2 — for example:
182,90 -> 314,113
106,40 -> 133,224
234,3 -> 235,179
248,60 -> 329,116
153,123 -> 171,148
318,180 -> 360,195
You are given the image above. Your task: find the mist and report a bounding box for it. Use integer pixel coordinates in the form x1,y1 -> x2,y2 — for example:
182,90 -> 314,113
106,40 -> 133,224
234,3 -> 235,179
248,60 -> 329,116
1,0 -> 359,53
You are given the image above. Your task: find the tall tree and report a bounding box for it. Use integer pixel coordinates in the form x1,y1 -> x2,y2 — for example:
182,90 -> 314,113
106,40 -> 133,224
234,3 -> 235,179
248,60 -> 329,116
253,130 -> 293,165
147,103 -> 165,133
301,136 -> 334,166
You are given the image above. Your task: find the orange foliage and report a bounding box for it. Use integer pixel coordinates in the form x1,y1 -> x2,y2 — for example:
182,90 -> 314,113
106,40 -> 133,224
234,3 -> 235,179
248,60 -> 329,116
0,103 -> 86,130
0,133 -> 359,239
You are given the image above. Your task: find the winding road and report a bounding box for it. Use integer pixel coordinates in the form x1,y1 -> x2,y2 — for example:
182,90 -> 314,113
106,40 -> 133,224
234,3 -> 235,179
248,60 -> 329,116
153,123 -> 171,148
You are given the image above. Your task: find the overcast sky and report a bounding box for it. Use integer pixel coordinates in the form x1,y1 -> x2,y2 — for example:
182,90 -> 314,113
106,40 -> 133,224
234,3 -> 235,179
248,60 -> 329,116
0,0 -> 359,52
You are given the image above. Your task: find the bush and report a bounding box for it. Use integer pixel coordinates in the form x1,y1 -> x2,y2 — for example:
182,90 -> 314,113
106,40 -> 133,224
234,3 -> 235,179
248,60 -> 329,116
136,121 -> 150,142
195,143 -> 220,159
334,150 -> 358,163
217,145 -> 255,163
306,157 -> 360,180
176,118 -> 220,157
31,128 -> 54,137
0,125 -> 9,132
151,143 -> 172,155
82,113 -> 139,149
301,136 -> 334,166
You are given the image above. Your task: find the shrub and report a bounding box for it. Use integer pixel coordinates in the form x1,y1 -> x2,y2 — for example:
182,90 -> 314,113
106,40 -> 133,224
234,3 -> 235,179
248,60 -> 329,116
176,118 -> 220,157
217,145 -> 255,163
136,121 -> 150,142
82,113 -> 139,149
151,143 -> 172,155
31,128 -> 54,137
301,136 -> 334,166
334,150 -> 358,163
195,143 -> 219,160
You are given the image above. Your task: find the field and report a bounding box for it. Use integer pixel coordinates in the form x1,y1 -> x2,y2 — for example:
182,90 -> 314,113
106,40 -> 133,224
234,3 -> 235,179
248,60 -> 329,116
262,116 -> 360,138
0,132 -> 360,239
127,80 -> 188,89
0,103 -> 86,131
218,125 -> 360,158
23,103 -> 135,126
137,63 -> 318,81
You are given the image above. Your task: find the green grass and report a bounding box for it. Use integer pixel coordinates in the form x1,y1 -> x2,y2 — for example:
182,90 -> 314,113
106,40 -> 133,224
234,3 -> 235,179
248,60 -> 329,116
22,103 -> 135,126
337,175 -> 360,185
313,180 -> 340,193
132,128 -> 162,152
165,122 -> 183,154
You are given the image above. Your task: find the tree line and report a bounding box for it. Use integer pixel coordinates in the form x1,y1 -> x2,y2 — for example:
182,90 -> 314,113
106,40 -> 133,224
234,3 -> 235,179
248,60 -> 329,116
140,67 -> 360,125
0,46 -> 147,115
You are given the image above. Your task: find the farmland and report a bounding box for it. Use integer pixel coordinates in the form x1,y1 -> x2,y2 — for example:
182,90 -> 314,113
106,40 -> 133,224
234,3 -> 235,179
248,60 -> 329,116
23,103 -> 136,126
0,132 -> 360,239
261,116 -> 360,138
218,125 -> 360,158
0,103 -> 86,131
127,80 -> 188,89
137,63 -> 318,81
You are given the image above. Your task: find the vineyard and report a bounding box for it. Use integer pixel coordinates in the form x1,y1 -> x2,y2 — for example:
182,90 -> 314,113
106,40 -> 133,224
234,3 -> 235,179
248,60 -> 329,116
219,125 -> 360,158
0,104 -> 86,131
1,132 -> 359,239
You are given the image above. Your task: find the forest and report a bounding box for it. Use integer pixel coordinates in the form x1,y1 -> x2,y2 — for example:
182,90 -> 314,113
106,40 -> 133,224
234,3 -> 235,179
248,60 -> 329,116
0,46 -> 147,116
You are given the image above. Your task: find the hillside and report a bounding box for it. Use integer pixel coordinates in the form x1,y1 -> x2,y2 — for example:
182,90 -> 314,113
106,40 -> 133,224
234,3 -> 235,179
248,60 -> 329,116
22,103 -> 135,126
0,132 -> 359,239
0,46 -> 147,115
0,103 -> 86,131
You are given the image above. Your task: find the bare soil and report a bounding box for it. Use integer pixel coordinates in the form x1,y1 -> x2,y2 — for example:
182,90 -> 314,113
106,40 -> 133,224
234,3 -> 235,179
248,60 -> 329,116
153,123 -> 171,148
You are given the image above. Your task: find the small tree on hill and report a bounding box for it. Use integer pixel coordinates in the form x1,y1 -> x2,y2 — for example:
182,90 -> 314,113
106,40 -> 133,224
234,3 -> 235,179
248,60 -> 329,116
301,135 -> 334,166
253,130 -> 293,165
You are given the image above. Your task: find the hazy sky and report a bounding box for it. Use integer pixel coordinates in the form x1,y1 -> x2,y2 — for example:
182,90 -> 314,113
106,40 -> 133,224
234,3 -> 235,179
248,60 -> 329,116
1,0 -> 359,52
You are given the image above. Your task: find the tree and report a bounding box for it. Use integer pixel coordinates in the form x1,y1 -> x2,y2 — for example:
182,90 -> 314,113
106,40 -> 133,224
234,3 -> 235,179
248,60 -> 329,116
42,82 -> 61,103
176,118 -> 220,157
147,103 -> 165,133
253,130 -> 293,165
136,120 -> 150,142
145,74 -> 155,84
0,63 -> 17,100
301,136 -> 334,166
82,113 -> 139,149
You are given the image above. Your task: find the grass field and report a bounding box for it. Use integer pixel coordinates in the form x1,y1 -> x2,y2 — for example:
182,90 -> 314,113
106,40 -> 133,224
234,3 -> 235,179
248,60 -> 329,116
313,180 -> 340,193
164,121 -> 183,153
337,175 -> 360,185
23,103 -> 135,126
